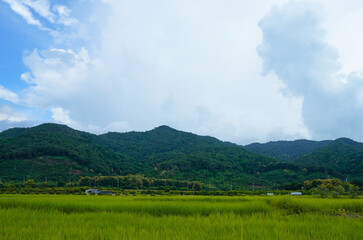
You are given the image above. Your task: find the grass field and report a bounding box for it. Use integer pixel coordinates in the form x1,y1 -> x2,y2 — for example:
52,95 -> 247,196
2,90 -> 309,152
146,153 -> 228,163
0,195 -> 362,239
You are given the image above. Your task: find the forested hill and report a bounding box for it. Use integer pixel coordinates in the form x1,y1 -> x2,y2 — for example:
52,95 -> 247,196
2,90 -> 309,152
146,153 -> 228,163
0,123 -> 134,182
98,125 -> 244,159
244,139 -> 332,162
0,123 -> 361,188
245,138 -> 363,182
295,139 -> 363,181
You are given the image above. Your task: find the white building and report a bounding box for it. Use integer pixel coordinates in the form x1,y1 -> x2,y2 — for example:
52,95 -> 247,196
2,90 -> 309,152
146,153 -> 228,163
85,189 -> 100,195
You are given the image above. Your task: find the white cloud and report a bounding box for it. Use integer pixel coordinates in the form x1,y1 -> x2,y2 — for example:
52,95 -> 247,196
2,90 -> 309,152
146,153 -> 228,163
0,85 -> 19,103
258,1 -> 363,140
17,0 -> 309,144
52,5 -> 77,26
324,7 -> 363,74
20,72 -> 35,84
3,0 -> 42,26
22,47 -> 93,107
2,0 -> 81,38
4,0 -> 363,143
0,104 -> 38,131
50,107 -> 77,126
0,105 -> 26,122
87,121 -> 131,134
22,0 -> 54,22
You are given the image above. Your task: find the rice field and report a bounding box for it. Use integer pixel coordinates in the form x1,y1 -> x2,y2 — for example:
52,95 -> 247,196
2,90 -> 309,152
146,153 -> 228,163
0,194 -> 362,240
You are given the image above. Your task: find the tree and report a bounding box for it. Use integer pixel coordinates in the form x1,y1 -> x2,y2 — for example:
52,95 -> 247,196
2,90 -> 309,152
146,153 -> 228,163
78,176 -> 92,187
344,183 -> 360,198
192,181 -> 202,191
57,181 -> 66,187
314,185 -> 329,198
311,178 -> 360,198
24,179 -> 36,188
351,180 -> 362,189
331,185 -> 344,198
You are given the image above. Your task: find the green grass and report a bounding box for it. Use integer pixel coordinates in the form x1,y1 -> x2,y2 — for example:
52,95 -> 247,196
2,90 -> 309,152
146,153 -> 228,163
267,196 -> 363,214
0,195 -> 362,239
0,195 -> 270,216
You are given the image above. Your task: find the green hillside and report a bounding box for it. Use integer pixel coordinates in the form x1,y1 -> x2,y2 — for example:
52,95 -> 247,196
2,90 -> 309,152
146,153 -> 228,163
98,126 -> 343,188
0,124 -> 134,182
245,137 -> 363,182
295,139 -> 363,182
244,139 -> 331,162
0,123 -> 359,189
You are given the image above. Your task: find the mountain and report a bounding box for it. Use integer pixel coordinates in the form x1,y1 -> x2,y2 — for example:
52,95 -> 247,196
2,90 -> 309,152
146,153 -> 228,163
99,125 -> 245,159
245,137 -> 363,182
295,139 -> 363,181
0,123 -> 360,188
0,124 -> 134,182
244,139 -> 331,162
97,126 -> 343,187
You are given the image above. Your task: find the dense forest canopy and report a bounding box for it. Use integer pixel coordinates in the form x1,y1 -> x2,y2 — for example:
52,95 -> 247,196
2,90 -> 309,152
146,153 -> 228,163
0,123 -> 362,189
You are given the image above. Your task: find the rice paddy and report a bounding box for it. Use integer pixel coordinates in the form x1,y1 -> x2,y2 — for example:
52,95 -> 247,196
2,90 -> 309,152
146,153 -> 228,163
0,194 -> 362,239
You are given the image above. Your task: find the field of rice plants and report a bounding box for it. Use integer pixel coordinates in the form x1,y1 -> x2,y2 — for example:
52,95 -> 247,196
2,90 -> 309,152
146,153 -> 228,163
0,194 -> 362,239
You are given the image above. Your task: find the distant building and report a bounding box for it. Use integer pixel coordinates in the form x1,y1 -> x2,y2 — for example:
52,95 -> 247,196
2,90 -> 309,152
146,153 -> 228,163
291,192 -> 302,196
85,189 -> 113,195
85,189 -> 99,195
267,193 -> 274,196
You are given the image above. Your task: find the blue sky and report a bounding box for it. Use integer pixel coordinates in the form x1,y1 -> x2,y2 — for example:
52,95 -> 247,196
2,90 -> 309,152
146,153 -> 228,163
0,1 -> 48,91
1,0 -> 363,144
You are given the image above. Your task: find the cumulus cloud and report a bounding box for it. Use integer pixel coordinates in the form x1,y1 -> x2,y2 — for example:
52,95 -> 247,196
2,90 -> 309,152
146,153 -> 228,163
0,105 -> 26,122
258,1 -> 363,140
16,0 -> 308,143
0,85 -> 19,103
20,72 -> 35,84
9,0 -> 363,143
22,47 -> 95,119
52,5 -> 76,26
51,107 -> 77,126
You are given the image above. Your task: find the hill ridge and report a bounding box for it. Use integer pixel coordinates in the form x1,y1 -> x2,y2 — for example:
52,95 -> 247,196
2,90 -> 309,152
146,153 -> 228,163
0,123 -> 362,187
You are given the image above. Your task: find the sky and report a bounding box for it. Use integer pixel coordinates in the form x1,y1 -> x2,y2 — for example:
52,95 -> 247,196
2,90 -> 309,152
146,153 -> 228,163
0,0 -> 363,144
